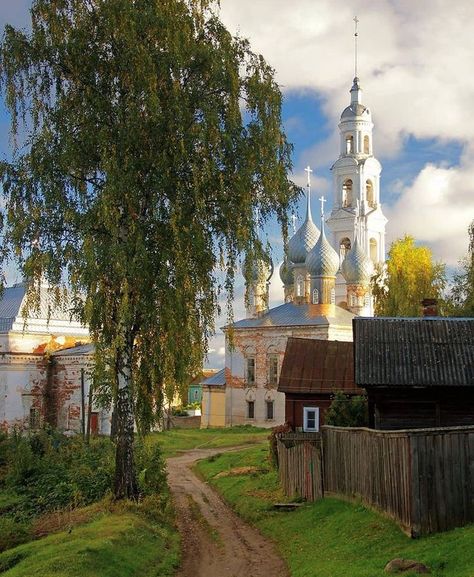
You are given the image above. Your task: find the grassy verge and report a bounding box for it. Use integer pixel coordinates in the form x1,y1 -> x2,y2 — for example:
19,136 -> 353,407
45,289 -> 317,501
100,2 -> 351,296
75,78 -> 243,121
152,425 -> 269,457
196,444 -> 474,577
0,496 -> 179,577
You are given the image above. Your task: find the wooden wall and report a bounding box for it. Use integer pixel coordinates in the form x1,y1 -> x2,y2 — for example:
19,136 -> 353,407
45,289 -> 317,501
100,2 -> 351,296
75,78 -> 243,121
277,425 -> 474,536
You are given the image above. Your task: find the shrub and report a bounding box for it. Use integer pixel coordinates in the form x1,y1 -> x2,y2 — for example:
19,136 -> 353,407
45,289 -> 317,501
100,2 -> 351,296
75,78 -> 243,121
325,392 -> 369,427
135,440 -> 167,495
268,423 -> 292,469
0,517 -> 31,552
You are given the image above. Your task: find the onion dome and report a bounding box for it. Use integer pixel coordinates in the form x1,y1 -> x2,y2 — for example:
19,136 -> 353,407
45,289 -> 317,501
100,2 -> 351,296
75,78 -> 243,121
287,192 -> 320,264
306,226 -> 339,278
248,254 -> 273,284
279,259 -> 294,286
341,235 -> 374,284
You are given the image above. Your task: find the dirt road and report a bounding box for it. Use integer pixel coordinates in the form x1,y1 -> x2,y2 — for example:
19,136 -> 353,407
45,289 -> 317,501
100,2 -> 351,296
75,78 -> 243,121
167,447 -> 290,577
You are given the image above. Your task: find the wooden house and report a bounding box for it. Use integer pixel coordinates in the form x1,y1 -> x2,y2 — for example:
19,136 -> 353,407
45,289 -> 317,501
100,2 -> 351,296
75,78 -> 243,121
354,317 -> 474,430
278,337 -> 363,431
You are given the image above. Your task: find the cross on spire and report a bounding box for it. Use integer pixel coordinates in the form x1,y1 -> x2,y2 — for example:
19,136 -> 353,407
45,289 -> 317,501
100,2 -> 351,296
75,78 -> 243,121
305,165 -> 313,188
290,212 -> 298,234
353,16 -> 359,78
319,195 -> 326,217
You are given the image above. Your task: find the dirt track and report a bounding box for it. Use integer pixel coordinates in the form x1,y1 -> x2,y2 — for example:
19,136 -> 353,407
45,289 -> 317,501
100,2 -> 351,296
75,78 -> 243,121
167,447 -> 290,577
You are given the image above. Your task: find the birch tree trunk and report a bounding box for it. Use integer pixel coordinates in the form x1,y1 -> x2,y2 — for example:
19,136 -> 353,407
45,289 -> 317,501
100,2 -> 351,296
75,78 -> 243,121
114,334 -> 139,500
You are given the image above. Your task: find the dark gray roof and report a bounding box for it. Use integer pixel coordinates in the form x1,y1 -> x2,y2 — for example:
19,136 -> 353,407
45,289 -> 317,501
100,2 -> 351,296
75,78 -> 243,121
230,302 -> 354,329
200,368 -> 225,387
52,343 -> 94,357
354,317 -> 474,387
0,284 -> 26,330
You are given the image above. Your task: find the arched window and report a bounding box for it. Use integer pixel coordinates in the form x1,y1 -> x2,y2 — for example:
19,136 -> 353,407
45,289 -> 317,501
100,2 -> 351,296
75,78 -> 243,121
339,237 -> 351,263
364,135 -> 370,154
366,180 -> 375,208
370,238 -> 377,262
312,289 -> 319,304
364,294 -> 371,307
342,179 -> 353,208
296,275 -> 304,297
330,288 -> 336,304
345,134 -> 354,154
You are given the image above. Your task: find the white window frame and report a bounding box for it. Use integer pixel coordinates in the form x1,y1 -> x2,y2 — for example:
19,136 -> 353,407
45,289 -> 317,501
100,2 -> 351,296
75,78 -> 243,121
303,406 -> 320,432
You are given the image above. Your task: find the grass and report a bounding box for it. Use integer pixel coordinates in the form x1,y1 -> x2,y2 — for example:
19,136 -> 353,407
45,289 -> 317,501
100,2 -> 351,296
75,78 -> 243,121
152,425 -> 269,457
0,497 -> 179,577
196,444 -> 474,577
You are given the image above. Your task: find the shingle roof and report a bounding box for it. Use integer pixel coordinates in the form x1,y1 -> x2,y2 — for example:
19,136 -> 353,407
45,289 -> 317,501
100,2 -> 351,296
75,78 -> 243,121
200,368 -> 225,387
354,317 -> 474,387
230,302 -> 355,329
278,337 -> 362,394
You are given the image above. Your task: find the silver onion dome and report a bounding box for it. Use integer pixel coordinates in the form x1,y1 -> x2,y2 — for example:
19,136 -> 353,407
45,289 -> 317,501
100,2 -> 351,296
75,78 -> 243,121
341,235 -> 374,284
279,259 -> 294,286
287,192 -> 320,264
306,228 -> 339,278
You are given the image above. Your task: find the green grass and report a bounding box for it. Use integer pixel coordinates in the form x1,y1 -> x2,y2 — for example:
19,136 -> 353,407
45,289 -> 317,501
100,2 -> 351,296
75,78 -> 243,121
152,425 -> 269,457
0,497 -> 179,577
196,444 -> 474,577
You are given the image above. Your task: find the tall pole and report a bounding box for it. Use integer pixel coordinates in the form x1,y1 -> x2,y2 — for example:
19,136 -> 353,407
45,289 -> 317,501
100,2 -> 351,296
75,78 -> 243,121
80,368 -> 86,437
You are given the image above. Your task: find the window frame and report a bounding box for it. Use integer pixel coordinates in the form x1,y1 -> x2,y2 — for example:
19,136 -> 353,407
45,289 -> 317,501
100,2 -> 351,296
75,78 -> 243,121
267,354 -> 279,386
266,400 -> 274,421
247,400 -> 255,419
246,357 -> 256,386
303,406 -> 320,432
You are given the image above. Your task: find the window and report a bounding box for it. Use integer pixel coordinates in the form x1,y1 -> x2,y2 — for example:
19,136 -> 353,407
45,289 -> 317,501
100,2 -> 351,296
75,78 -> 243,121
345,134 -> 354,154
339,238 -> 351,263
268,355 -> 279,386
342,179 -> 353,208
312,288 -> 319,304
364,294 -> 371,307
296,275 -> 304,297
364,135 -> 370,154
29,407 -> 40,430
370,238 -> 377,262
366,180 -> 375,208
246,357 -> 255,385
247,401 -> 255,419
266,401 -> 274,420
303,407 -> 319,432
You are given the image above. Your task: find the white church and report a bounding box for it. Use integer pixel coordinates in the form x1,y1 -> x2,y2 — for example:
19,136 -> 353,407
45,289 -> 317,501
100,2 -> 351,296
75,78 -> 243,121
202,72 -> 387,429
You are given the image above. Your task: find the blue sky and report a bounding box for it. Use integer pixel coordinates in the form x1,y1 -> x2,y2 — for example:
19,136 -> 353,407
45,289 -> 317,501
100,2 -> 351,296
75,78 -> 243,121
1,1 -> 473,367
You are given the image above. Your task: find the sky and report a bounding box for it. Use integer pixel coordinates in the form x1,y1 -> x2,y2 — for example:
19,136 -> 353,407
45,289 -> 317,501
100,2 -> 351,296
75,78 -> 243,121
1,1 -> 473,369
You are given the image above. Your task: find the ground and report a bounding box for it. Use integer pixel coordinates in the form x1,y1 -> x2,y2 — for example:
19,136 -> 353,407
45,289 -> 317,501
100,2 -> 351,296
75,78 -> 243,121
167,446 -> 289,577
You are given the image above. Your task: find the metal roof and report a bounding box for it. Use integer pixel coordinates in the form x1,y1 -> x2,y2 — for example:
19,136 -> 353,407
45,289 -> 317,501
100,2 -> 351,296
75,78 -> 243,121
354,317 -> 474,387
0,285 -> 27,330
230,302 -> 355,330
278,337 -> 362,394
52,343 -> 94,357
200,368 -> 226,387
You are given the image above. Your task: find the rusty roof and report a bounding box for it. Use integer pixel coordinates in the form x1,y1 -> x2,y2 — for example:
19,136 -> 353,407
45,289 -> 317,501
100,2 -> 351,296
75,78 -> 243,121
278,337 -> 362,394
354,317 -> 474,387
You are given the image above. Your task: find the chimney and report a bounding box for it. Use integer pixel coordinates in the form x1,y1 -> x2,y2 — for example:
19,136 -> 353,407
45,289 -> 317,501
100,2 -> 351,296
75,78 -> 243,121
421,298 -> 438,317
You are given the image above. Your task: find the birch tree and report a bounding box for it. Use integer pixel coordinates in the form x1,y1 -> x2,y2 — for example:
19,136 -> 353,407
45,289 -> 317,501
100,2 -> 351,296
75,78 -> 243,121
0,0 -> 296,498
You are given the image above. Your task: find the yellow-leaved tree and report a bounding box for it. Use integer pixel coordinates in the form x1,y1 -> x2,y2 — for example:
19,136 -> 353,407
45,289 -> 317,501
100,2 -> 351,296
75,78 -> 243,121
371,235 -> 446,317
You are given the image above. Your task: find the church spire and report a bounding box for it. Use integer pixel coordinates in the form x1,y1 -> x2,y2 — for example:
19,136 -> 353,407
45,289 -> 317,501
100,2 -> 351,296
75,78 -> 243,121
304,165 -> 313,223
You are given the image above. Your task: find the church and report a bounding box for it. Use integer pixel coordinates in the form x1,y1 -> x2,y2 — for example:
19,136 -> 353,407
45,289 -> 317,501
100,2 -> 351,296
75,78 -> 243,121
202,72 -> 387,429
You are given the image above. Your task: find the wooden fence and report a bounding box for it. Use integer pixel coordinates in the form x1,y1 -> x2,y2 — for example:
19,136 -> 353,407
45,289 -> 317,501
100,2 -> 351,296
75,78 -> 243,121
276,433 -> 322,502
276,425 -> 474,536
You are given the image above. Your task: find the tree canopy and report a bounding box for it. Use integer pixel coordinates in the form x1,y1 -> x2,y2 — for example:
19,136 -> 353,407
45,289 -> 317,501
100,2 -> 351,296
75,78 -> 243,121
446,221 -> 474,317
371,235 -> 446,317
0,0 -> 297,497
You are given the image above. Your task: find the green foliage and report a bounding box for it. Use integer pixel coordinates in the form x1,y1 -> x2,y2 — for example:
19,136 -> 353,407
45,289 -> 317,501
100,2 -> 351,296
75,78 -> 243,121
268,422 -> 292,468
197,444 -> 474,577
135,440 -> 167,496
372,235 -> 446,317
0,518 -> 31,554
446,221 -> 474,317
325,392 -> 369,428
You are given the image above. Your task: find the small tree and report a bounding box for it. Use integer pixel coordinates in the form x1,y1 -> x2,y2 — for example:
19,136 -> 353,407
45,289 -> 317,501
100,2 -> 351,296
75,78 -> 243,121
446,221 -> 474,317
325,392 -> 368,428
371,235 -> 446,317
0,0 -> 297,499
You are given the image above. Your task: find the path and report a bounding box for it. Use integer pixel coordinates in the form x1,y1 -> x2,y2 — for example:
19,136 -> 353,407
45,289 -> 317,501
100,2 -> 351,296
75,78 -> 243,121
167,446 -> 290,577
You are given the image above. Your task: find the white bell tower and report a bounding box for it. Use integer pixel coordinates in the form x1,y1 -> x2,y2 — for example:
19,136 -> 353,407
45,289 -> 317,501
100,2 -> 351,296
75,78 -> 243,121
326,17 -> 387,306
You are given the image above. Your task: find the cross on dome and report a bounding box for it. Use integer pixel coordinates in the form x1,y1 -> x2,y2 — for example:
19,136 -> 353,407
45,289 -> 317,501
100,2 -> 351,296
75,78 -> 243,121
353,16 -> 359,78
305,165 -> 313,188
319,195 -> 326,218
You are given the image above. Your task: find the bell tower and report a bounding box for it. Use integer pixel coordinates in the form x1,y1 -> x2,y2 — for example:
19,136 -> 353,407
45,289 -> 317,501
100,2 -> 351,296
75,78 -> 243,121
326,17 -> 387,306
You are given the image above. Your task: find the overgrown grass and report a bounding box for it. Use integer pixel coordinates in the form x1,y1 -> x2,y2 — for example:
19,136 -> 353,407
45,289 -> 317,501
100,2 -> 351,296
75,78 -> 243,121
152,425 -> 268,457
0,497 -> 179,577
196,444 -> 474,577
